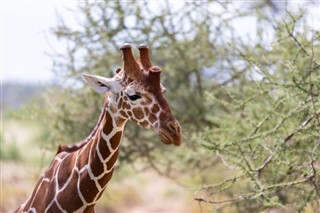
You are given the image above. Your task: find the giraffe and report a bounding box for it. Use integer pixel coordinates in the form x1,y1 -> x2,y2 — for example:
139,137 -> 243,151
15,44 -> 181,213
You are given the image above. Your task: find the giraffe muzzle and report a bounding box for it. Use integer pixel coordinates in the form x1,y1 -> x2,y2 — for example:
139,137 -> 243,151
159,119 -> 181,146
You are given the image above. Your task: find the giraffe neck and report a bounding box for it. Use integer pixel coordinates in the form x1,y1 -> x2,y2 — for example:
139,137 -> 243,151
18,98 -> 128,213
88,106 -> 127,188
70,100 -> 127,211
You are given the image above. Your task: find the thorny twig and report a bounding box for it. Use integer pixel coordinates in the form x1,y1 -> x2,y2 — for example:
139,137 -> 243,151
283,110 -> 319,143
201,174 -> 247,190
195,174 -> 314,205
199,107 -> 319,207
256,145 -> 273,179
284,9 -> 320,67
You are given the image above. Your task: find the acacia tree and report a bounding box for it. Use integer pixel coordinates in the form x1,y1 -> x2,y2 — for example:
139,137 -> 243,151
44,1 -> 319,211
47,0 -> 231,164
197,9 -> 320,213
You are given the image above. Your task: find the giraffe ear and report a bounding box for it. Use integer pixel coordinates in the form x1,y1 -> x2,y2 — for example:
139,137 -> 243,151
82,73 -> 121,94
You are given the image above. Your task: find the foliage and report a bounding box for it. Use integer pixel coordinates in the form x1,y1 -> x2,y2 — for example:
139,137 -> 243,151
0,137 -> 21,162
44,1 -> 319,212
199,14 -> 320,211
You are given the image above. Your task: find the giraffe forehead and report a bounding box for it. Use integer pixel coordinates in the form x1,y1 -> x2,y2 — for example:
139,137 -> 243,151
125,82 -> 146,94
115,70 -> 162,94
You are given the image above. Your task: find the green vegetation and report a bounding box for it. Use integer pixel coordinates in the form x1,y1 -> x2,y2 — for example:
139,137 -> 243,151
199,16 -> 320,211
0,138 -> 21,161
3,1 -> 319,212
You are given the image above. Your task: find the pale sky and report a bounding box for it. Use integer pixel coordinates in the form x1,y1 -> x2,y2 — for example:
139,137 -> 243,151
1,1 -> 78,84
1,1 -> 319,84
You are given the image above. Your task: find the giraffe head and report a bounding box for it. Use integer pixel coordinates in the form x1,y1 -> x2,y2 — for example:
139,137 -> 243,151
83,44 -> 181,146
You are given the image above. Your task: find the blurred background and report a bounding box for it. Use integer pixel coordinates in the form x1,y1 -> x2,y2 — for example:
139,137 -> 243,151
1,1 -> 319,212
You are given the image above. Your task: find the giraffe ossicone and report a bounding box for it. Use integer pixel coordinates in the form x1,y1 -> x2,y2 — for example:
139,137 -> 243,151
16,44 -> 181,213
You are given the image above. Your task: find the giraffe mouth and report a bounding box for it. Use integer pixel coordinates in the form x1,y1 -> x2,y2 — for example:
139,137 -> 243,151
159,131 -> 180,146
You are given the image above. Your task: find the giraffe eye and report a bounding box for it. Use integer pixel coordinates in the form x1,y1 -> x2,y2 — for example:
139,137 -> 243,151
127,94 -> 142,101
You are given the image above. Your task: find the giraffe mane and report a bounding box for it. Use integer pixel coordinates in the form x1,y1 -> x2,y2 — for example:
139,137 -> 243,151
56,108 -> 106,154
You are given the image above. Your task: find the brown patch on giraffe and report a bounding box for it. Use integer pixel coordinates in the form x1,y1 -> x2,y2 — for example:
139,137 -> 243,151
123,101 -> 131,110
149,113 -> 157,124
103,111 -> 113,135
44,158 -> 60,180
79,171 -> 99,203
151,104 -> 160,113
21,176 -> 45,211
76,144 -> 90,170
110,131 -> 122,150
144,107 -> 150,114
124,95 -> 128,101
29,179 -> 50,212
90,155 -> 105,177
88,134 -> 99,163
45,201 -> 61,212
132,107 -> 144,120
116,117 -> 127,126
83,204 -> 95,213
115,93 -> 119,102
57,171 -> 83,212
98,135 -> 112,159
119,110 -> 127,118
139,120 -> 149,128
57,154 -> 76,189
107,148 -> 119,170
44,177 -> 57,209
117,98 -> 123,109
127,110 -> 133,116
97,168 -> 114,187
